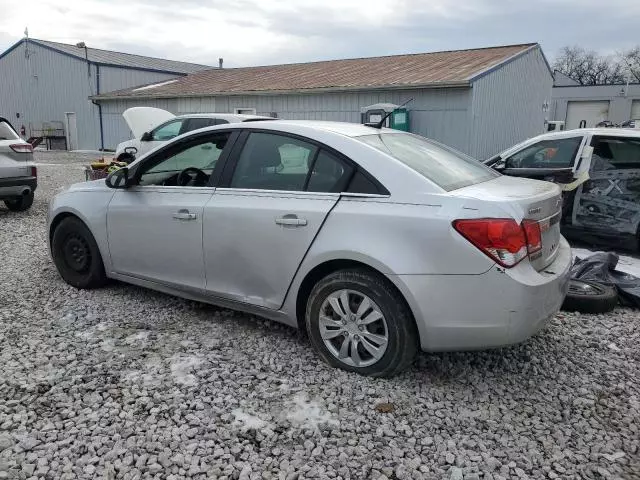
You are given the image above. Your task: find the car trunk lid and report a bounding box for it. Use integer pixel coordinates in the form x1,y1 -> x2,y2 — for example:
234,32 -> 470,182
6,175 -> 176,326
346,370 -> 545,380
451,175 -> 562,271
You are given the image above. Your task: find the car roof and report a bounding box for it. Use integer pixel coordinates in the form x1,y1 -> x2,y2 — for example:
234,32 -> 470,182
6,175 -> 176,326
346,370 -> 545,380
538,127 -> 640,139
225,119 -> 397,137
176,113 -> 274,121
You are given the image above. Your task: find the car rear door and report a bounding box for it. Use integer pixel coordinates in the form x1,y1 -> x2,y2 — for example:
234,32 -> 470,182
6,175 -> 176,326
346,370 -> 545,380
202,130 -> 353,310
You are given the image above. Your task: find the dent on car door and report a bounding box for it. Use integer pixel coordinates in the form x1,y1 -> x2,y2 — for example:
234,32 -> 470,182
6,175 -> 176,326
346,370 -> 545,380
202,131 -> 353,309
572,135 -> 640,235
106,131 -> 234,288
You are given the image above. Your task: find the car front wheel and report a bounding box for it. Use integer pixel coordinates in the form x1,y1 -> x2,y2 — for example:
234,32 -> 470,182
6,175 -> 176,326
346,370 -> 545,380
51,217 -> 107,289
306,268 -> 418,377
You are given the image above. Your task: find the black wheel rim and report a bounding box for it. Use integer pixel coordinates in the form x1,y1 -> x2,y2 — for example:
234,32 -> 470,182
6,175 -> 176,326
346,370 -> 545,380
568,281 -> 604,296
62,233 -> 91,273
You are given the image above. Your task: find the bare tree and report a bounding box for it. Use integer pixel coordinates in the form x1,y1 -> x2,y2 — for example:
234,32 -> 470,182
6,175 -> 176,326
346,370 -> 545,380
553,46 -> 627,85
621,47 -> 640,82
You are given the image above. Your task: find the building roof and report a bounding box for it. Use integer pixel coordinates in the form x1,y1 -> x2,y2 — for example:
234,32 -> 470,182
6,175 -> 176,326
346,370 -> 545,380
93,43 -> 543,100
0,38 -> 211,74
553,70 -> 580,86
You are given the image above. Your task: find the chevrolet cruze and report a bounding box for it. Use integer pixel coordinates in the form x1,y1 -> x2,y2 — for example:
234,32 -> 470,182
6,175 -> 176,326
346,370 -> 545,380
48,121 -> 571,377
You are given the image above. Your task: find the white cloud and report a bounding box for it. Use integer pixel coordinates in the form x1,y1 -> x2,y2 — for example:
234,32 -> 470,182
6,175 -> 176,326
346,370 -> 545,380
0,0 -> 638,67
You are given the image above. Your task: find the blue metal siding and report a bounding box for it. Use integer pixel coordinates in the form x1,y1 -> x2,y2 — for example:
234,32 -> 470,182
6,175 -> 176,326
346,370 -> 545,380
469,46 -> 553,159
99,88 -> 472,152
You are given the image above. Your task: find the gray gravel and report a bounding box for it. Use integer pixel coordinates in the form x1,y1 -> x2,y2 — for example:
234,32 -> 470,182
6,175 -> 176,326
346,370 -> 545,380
0,150 -> 639,480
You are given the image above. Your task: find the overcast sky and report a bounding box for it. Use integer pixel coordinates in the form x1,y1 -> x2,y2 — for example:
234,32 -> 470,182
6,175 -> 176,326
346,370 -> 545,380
0,0 -> 639,68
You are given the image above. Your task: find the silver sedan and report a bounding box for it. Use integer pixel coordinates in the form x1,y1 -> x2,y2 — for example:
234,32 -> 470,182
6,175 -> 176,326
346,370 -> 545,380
48,121 -> 571,377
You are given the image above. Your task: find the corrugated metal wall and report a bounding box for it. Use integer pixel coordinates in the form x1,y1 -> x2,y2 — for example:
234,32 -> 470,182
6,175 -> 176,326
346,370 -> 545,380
551,84 -> 640,125
469,47 -> 553,159
0,40 -> 183,150
99,87 -> 472,152
0,41 -> 101,150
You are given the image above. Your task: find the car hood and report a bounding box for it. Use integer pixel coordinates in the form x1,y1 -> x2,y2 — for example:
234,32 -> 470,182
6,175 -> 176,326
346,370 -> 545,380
66,179 -> 111,193
123,107 -> 175,138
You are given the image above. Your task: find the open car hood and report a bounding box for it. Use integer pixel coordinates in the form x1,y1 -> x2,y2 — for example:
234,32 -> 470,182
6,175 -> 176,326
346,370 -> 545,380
122,107 -> 175,139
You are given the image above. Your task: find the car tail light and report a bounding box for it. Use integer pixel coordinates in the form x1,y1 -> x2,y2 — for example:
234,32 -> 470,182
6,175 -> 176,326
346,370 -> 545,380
522,220 -> 542,254
453,218 -> 528,268
10,143 -> 33,153
31,166 -> 37,178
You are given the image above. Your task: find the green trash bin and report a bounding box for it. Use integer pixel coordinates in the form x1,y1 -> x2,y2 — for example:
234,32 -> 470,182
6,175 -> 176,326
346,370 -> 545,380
361,103 -> 410,132
390,108 -> 409,132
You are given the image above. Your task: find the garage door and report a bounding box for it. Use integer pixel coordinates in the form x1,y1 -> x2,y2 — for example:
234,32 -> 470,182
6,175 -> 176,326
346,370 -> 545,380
631,100 -> 640,120
566,101 -> 610,129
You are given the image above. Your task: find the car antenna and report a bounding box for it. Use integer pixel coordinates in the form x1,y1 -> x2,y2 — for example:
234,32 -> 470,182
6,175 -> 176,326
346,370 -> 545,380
365,98 -> 413,129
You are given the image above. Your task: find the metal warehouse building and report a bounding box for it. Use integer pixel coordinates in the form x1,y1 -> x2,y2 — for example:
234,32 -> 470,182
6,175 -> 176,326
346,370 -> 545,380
551,82 -> 640,129
93,43 -> 553,159
0,38 -> 210,150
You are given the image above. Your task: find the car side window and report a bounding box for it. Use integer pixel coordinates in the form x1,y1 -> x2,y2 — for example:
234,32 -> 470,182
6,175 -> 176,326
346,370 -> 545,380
151,119 -> 184,141
230,133 -> 317,191
184,118 -> 217,133
505,137 -> 582,169
307,150 -> 350,192
138,133 -> 230,186
591,136 -> 640,171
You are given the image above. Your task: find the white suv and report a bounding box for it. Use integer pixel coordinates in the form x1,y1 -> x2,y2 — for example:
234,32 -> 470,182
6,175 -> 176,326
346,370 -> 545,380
0,117 -> 36,212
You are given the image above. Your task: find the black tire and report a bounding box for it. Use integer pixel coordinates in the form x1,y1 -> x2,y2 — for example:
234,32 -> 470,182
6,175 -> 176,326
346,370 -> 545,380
4,192 -> 34,212
305,268 -> 418,377
561,279 -> 618,314
51,216 -> 107,289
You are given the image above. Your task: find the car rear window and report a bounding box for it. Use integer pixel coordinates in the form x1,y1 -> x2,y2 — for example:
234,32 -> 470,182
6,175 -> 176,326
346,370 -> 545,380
356,133 -> 499,191
0,121 -> 19,141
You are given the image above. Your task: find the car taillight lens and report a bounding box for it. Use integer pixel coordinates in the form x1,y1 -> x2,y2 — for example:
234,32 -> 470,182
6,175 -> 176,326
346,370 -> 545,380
522,219 -> 542,254
10,143 -> 33,153
453,218 -> 528,268
31,166 -> 37,178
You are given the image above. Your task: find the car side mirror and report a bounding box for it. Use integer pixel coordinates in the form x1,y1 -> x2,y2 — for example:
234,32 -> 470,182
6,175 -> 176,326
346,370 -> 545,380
140,131 -> 152,142
105,167 -> 129,189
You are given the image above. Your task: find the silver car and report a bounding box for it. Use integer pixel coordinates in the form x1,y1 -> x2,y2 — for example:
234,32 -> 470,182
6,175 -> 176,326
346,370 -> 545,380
0,117 -> 37,211
48,121 -> 571,377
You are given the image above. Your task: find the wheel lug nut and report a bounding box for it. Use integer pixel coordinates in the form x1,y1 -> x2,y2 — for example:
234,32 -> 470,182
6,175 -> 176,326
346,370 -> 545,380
358,325 -> 364,331
341,320 -> 347,325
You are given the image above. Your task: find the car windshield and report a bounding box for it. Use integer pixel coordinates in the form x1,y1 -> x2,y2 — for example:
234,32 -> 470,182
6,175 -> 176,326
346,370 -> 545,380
0,120 -> 19,141
356,132 -> 499,191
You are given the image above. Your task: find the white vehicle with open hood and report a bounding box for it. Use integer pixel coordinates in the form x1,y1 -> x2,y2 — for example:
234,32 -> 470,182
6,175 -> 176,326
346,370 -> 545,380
114,107 -> 275,162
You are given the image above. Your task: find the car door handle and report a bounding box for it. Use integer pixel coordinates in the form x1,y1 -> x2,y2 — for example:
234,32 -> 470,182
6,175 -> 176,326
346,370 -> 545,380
173,209 -> 197,221
275,215 -> 307,227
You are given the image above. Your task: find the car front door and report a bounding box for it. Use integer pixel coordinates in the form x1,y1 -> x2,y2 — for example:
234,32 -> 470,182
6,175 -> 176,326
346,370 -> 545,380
107,131 -> 235,289
498,135 -> 586,183
202,131 -> 353,309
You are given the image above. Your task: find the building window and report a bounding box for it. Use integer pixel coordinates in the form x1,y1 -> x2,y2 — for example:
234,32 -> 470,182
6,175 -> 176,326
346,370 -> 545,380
234,108 -> 257,115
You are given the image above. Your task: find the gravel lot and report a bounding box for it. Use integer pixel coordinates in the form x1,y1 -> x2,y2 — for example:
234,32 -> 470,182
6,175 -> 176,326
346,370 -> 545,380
1,150 -> 639,480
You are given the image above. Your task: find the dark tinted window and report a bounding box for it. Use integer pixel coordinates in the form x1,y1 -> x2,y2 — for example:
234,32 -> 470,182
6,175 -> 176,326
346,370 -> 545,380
505,137 -> 582,169
591,136 -> 640,170
307,150 -> 350,192
347,171 -> 381,194
185,118 -> 217,132
230,133 -> 316,191
214,119 -> 230,125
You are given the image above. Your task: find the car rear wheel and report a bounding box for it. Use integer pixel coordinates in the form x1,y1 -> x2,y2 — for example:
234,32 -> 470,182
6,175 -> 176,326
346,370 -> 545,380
4,192 -> 34,212
306,269 -> 418,377
51,217 -> 107,289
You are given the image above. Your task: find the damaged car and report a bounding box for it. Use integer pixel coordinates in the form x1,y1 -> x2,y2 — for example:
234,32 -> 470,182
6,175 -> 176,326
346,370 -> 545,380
486,128 -> 640,251
49,120 -> 571,377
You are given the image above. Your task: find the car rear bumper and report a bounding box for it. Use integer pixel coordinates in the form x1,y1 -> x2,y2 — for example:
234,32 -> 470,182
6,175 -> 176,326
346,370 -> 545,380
0,175 -> 37,198
388,236 -> 572,351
